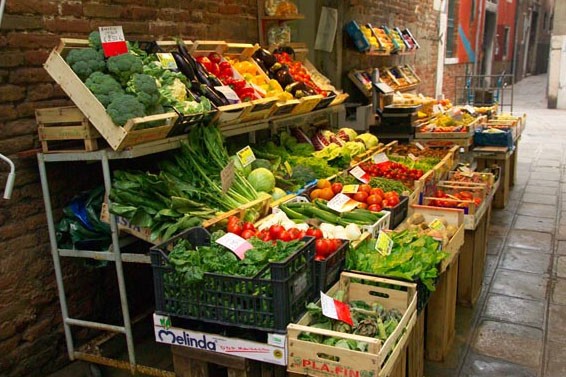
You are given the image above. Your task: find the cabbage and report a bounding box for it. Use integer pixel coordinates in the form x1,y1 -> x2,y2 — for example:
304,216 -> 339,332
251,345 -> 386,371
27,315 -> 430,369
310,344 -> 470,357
342,141 -> 366,157
247,168 -> 275,193
271,187 -> 287,201
356,133 -> 379,149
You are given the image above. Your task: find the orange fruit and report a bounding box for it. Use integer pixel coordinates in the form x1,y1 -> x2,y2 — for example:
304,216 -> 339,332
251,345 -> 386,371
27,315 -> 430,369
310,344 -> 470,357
317,179 -> 332,189
319,188 -> 335,201
310,189 -> 322,200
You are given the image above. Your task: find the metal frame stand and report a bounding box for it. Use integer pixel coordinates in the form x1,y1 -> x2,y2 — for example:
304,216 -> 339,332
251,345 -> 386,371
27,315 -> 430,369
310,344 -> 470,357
37,136 -> 188,377
453,73 -> 515,113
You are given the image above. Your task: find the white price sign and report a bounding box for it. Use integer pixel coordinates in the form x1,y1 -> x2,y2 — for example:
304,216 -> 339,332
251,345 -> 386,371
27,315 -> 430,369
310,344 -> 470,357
216,233 -> 253,260
349,165 -> 370,184
327,193 -> 359,213
214,86 -> 240,103
372,152 -> 389,164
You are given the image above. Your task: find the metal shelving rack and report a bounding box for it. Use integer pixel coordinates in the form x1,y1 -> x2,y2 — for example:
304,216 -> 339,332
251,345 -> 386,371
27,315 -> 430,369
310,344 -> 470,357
37,105 -> 343,376
452,73 -> 515,114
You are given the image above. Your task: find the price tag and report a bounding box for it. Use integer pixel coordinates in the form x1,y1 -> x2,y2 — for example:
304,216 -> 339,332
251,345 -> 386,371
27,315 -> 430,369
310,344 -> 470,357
156,53 -> 178,70
214,86 -> 240,103
327,193 -> 360,213
349,166 -> 370,184
236,146 -> 256,167
429,218 -> 446,231
221,160 -> 235,194
320,292 -> 353,325
375,230 -> 394,256
99,26 -> 128,57
463,105 -> 477,114
341,184 -> 359,194
216,232 -> 253,260
460,166 -> 474,177
284,161 -> 293,176
448,107 -> 463,121
415,142 -> 425,151
372,152 -> 389,164
432,104 -> 444,114
408,153 -> 418,161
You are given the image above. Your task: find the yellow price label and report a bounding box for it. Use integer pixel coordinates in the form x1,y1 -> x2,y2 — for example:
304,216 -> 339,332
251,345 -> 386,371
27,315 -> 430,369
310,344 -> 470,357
236,146 -> 256,167
429,218 -> 446,231
341,184 -> 359,194
375,231 -> 393,256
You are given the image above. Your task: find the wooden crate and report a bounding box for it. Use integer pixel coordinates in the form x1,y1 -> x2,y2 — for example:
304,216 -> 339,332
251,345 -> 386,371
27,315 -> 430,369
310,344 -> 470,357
43,38 -> 179,151
457,204 -> 489,307
202,193 -> 272,230
473,146 -> 513,209
100,201 -> 162,245
172,346 -> 287,377
36,106 -> 102,153
287,272 -> 417,377
404,205 -> 465,273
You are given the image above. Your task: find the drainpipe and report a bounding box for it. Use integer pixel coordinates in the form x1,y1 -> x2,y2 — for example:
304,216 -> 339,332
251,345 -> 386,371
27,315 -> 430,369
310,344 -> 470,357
473,0 -> 485,74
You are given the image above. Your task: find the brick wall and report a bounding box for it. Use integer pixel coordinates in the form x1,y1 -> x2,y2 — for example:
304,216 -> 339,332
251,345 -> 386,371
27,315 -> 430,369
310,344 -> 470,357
443,63 -> 469,104
0,1 -> 258,376
342,0 -> 440,98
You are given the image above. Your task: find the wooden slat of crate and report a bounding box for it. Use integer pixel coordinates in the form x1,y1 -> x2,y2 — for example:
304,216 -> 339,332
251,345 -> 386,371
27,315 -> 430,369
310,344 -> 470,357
457,207 -> 488,307
407,311 -> 425,377
43,38 -> 178,151
36,106 -> 102,153
425,257 -> 459,362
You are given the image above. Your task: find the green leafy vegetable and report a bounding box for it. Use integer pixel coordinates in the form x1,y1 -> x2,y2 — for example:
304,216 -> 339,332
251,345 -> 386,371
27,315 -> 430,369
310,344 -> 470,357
66,48 -> 106,81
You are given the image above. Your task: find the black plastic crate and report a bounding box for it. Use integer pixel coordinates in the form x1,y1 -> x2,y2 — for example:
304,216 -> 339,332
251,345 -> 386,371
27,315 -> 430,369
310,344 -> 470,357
150,227 -> 316,333
382,195 -> 409,229
314,240 -> 349,293
473,128 -> 514,149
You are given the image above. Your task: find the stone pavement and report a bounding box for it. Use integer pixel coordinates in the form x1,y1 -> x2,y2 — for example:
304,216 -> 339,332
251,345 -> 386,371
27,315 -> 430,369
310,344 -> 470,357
425,73 -> 566,377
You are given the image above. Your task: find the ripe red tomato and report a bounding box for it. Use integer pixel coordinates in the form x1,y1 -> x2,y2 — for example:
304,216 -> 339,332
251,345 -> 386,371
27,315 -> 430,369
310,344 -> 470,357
240,229 -> 256,240
358,184 -> 372,193
278,230 -> 293,242
358,202 -> 368,209
269,224 -> 285,240
368,203 -> 382,212
331,182 -> 344,194
366,194 -> 383,206
227,221 -> 243,235
370,188 -> 384,197
353,191 -> 369,203
242,222 -> 256,232
315,239 -> 333,258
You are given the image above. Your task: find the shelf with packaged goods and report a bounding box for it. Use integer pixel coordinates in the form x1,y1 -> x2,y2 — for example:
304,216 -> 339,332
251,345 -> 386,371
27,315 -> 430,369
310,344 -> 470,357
257,0 -> 305,46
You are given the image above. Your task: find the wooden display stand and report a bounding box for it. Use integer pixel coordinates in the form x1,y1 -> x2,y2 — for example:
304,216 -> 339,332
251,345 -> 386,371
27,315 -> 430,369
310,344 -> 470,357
172,346 -> 287,377
425,257 -> 460,362
457,203 -> 490,307
406,311 -> 425,377
473,146 -> 514,209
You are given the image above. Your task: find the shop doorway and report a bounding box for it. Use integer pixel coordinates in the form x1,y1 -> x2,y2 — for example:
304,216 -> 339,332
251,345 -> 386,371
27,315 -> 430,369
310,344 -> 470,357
481,11 -> 497,77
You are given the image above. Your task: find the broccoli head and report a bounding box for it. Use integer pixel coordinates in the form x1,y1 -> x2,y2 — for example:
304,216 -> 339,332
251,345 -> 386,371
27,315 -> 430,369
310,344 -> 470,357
126,73 -> 161,109
85,72 -> 124,107
107,53 -> 144,86
65,48 -> 106,81
88,31 -> 102,51
106,94 -> 146,126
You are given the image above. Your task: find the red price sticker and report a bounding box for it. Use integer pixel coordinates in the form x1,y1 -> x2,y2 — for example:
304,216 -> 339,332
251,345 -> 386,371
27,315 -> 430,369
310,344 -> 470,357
216,232 -> 253,260
99,26 -> 128,57
320,291 -> 353,326
349,165 -> 370,184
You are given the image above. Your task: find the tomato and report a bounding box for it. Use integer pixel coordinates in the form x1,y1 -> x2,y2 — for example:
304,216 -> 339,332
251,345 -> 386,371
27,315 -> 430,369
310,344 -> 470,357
368,203 -> 382,212
358,184 -> 371,193
331,182 -> 344,194
317,179 -> 331,189
319,188 -> 335,201
328,239 -> 342,253
240,229 -> 256,240
288,228 -> 301,240
315,239 -> 333,258
366,194 -> 383,206
310,189 -> 322,200
473,198 -> 483,206
353,191 -> 369,203
435,190 -> 446,198
459,191 -> 473,200
314,255 -> 325,261
306,228 -> 323,239
242,222 -> 256,232
227,215 -> 239,225
279,230 -> 293,242
208,52 -> 222,64
358,202 -> 368,209
370,188 -> 384,197
227,221 -> 243,235
269,224 -> 285,240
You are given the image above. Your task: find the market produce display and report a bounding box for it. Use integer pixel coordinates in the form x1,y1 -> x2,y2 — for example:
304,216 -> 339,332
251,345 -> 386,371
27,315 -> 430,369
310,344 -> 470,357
346,230 -> 448,291
297,291 -> 404,351
419,112 -> 476,133
359,160 -> 425,187
426,188 -> 483,210
109,125 -> 264,240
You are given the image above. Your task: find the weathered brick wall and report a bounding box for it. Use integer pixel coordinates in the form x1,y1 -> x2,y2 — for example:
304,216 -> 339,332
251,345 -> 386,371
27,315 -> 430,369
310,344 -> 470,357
443,63 -> 469,104
0,1 -> 258,376
342,0 -> 440,98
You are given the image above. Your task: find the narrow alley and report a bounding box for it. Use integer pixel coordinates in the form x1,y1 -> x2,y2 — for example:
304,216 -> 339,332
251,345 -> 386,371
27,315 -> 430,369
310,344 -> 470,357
426,73 -> 566,377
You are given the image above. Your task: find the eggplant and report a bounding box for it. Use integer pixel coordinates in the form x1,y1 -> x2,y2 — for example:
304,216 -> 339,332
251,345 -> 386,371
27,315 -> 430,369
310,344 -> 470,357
252,48 -> 277,70
207,74 -> 223,87
171,51 -> 196,81
274,66 -> 295,87
177,43 -> 212,87
200,84 -> 229,107
285,82 -> 316,98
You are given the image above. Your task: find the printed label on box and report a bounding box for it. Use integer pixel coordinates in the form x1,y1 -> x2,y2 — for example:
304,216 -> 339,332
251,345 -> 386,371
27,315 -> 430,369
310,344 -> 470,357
99,26 -> 128,57
236,146 -> 256,167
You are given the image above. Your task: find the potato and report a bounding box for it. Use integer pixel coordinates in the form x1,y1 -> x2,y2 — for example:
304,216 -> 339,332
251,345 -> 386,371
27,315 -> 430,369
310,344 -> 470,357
408,213 -> 425,225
